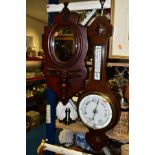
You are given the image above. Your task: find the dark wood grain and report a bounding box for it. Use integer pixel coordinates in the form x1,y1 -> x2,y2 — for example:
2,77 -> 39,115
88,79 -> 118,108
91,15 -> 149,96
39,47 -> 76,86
78,16 -> 121,151
85,16 -> 120,130
43,5 -> 88,104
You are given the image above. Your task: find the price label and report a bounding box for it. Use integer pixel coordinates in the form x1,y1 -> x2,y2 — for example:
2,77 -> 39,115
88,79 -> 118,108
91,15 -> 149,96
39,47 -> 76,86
46,105 -> 51,123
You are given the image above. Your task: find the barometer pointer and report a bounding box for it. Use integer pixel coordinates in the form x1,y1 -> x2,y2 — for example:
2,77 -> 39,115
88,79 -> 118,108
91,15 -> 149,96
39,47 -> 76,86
92,100 -> 99,120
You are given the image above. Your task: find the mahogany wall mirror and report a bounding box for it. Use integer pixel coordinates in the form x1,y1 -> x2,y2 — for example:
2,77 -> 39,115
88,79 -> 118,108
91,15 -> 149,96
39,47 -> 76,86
43,3 -> 88,104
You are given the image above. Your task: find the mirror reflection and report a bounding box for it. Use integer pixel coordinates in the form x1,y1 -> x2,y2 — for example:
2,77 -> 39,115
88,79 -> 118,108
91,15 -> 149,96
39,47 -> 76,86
53,28 -> 76,63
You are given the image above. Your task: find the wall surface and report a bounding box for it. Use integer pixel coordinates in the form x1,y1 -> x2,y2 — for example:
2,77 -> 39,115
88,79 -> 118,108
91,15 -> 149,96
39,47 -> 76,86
26,15 -> 46,51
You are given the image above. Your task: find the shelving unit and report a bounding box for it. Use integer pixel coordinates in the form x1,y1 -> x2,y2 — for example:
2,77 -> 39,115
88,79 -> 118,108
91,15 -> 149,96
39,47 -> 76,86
26,57 -> 45,61
26,56 -> 46,82
86,61 -> 129,67
107,62 -> 129,67
26,76 -> 46,82
26,58 -> 46,81
26,55 -> 47,129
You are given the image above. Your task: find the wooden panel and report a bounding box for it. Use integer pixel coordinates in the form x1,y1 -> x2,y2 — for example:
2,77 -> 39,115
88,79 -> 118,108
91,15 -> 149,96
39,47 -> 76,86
109,0 -> 129,59
43,6 -> 88,103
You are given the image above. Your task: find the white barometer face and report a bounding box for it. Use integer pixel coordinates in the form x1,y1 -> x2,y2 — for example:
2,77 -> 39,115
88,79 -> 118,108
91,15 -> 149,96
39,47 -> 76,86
79,94 -> 113,129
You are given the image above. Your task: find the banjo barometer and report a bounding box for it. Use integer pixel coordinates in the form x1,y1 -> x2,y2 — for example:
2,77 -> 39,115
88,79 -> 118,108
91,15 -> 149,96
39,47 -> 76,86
78,6 -> 121,151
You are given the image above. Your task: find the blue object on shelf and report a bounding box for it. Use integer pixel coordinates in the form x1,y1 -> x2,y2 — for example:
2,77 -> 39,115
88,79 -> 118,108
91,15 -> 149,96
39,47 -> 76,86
46,88 -> 57,155
26,123 -> 46,155
45,1 -> 59,155
75,133 -> 92,151
48,0 -> 58,25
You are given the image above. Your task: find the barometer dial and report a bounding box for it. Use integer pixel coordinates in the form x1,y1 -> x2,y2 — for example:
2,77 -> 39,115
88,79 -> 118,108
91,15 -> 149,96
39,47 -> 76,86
79,94 -> 113,129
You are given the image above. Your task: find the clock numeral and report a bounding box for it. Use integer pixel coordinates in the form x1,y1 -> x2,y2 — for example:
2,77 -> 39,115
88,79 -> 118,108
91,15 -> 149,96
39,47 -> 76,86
92,99 -> 95,102
84,107 -> 87,112
104,113 -> 107,117
97,119 -> 103,124
86,101 -> 90,105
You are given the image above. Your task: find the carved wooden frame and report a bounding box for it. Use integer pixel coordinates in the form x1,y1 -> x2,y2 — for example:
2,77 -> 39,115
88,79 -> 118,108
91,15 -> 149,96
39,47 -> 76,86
43,4 -> 88,104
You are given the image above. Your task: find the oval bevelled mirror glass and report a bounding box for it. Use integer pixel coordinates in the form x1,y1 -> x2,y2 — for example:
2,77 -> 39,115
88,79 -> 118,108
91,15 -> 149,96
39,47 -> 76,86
53,28 -> 77,63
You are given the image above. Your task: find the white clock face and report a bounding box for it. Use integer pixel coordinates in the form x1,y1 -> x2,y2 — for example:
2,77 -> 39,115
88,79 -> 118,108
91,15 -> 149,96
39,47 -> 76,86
79,94 -> 113,129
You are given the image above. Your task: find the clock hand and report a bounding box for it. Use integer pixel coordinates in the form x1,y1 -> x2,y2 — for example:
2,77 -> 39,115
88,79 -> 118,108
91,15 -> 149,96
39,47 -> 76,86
92,100 -> 99,120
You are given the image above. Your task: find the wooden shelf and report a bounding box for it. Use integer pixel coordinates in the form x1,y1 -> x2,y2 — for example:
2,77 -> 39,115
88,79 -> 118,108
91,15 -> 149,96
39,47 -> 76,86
56,119 -> 129,142
26,57 -> 45,61
26,76 -> 46,82
56,119 -> 89,133
107,62 -> 129,67
106,130 -> 129,142
86,61 -> 129,67
26,100 -> 37,108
